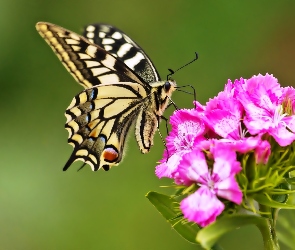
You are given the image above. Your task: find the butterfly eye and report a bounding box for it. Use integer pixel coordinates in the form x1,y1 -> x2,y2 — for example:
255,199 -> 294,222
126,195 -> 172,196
164,81 -> 171,92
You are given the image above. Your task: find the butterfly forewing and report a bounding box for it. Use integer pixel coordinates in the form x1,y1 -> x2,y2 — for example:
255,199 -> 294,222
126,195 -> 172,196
36,22 -> 176,171
83,23 -> 160,84
36,22 -> 145,89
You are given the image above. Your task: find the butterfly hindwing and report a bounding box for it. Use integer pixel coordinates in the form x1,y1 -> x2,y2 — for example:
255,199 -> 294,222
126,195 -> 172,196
83,23 -> 160,84
64,82 -> 150,171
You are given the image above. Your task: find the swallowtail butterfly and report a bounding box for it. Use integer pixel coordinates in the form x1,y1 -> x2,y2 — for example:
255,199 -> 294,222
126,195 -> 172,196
36,22 -> 176,171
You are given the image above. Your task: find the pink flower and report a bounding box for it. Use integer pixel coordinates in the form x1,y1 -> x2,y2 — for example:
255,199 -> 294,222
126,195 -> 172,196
235,74 -> 295,146
154,73 -> 295,229
178,147 -> 242,226
201,80 -> 271,164
156,109 -> 206,178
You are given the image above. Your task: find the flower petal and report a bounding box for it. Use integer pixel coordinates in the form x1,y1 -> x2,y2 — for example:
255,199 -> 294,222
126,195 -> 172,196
215,176 -> 243,204
180,186 -> 224,227
254,139 -> 271,164
212,147 -> 241,179
179,150 -> 209,184
155,153 -> 183,178
270,116 -> 295,146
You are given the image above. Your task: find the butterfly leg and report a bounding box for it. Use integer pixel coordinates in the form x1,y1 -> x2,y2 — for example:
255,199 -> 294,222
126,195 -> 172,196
167,97 -> 179,110
157,115 -> 170,161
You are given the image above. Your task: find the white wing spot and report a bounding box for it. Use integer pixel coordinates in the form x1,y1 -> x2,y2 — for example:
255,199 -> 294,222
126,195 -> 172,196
78,53 -> 91,59
89,154 -> 98,164
124,52 -> 145,70
71,45 -> 81,51
65,127 -> 73,139
65,39 -> 79,45
98,74 -> 120,83
79,92 -> 88,104
76,149 -> 88,156
117,43 -> 133,57
56,31 -> 66,38
86,45 -> 97,58
85,60 -> 101,67
99,32 -> 106,38
68,120 -> 79,133
102,54 -> 116,70
65,113 -> 73,123
69,33 -> 80,40
70,107 -> 82,117
86,25 -> 95,32
91,67 -> 110,76
112,31 -> 123,39
87,32 -> 95,38
100,26 -> 110,33
86,160 -> 95,171
102,38 -> 115,44
104,45 -> 113,51
72,134 -> 83,144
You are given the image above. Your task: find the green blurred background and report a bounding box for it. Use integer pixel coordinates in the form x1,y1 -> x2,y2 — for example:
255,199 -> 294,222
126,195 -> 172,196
1,0 -> 295,249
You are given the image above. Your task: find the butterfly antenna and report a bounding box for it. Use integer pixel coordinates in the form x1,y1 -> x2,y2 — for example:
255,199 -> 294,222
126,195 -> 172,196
175,89 -> 193,95
167,52 -> 198,80
176,84 -> 197,101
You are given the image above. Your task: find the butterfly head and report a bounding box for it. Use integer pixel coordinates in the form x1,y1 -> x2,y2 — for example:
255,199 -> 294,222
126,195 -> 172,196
164,80 -> 176,94
149,80 -> 176,117
151,80 -> 176,98
162,80 -> 177,99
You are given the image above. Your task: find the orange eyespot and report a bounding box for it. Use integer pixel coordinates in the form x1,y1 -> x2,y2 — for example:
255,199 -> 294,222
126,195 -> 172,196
103,147 -> 118,162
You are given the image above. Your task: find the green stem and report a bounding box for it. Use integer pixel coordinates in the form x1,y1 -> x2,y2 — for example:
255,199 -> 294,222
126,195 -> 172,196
257,218 -> 279,250
257,205 -> 280,250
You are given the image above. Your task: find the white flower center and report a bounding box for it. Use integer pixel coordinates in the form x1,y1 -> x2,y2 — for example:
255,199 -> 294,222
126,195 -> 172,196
272,105 -> 287,127
174,121 -> 200,151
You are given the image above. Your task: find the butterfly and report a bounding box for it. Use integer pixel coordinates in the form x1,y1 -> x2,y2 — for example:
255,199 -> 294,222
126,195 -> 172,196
36,22 -> 176,171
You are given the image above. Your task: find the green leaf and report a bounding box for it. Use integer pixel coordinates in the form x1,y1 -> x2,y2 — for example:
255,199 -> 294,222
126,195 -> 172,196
146,191 -> 200,244
146,191 -> 224,249
196,215 -> 274,249
276,210 -> 295,249
253,194 -> 295,209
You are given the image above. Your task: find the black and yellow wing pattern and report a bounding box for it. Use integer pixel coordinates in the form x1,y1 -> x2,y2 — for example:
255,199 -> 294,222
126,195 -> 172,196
36,22 -> 176,171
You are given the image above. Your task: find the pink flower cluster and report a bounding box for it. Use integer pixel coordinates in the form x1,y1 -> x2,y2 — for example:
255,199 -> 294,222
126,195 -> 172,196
156,74 -> 295,227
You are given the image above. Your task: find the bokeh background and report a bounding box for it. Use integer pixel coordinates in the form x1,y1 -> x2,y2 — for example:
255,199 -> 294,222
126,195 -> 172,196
1,1 -> 295,249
